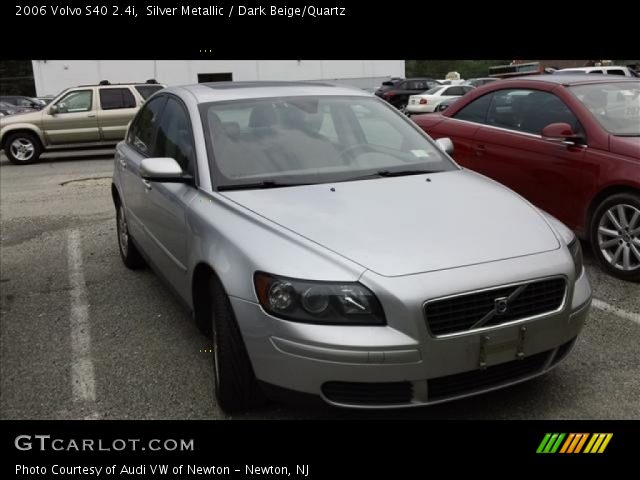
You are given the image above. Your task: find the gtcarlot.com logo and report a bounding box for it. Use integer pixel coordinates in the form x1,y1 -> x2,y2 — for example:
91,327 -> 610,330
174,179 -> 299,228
536,433 -> 613,454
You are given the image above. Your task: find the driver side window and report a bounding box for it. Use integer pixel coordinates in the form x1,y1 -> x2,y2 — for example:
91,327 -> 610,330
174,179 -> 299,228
54,90 -> 93,113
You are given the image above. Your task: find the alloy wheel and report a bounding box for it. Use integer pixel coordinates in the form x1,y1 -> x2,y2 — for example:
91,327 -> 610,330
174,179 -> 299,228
118,205 -> 129,256
9,138 -> 35,162
597,204 -> 640,271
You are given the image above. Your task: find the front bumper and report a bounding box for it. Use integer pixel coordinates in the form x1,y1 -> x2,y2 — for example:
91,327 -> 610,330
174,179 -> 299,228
233,251 -> 591,409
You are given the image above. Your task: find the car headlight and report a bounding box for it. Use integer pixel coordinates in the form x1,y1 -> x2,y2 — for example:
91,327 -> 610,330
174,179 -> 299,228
568,237 -> 584,278
254,272 -> 386,325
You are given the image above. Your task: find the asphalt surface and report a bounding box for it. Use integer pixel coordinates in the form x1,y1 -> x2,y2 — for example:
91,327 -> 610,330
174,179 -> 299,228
1,151 -> 639,420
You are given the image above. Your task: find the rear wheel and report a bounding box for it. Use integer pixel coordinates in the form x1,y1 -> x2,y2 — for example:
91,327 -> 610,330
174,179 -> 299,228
590,192 -> 640,282
5,132 -> 42,165
116,203 -> 145,269
209,275 -> 265,413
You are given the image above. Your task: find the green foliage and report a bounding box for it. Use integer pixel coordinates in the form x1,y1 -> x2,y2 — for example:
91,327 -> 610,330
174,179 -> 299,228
406,60 -> 511,79
0,60 -> 36,96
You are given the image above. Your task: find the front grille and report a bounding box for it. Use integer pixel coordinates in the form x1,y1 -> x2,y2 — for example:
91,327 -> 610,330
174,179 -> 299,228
322,381 -> 413,405
428,349 -> 551,401
425,277 -> 566,336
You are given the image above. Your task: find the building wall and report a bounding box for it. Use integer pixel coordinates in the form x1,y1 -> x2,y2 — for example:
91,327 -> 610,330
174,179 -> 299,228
31,60 -> 405,96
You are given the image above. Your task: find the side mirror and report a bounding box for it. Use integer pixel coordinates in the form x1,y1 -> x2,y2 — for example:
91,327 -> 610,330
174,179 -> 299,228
49,105 -> 59,115
436,137 -> 454,155
140,157 -> 192,183
541,123 -> 582,143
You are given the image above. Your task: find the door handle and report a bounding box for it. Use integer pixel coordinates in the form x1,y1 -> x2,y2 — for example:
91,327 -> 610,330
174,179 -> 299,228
473,144 -> 486,157
142,179 -> 152,191
87,113 -> 96,118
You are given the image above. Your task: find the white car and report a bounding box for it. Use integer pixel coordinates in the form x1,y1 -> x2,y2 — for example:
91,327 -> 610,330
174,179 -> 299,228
407,85 -> 475,114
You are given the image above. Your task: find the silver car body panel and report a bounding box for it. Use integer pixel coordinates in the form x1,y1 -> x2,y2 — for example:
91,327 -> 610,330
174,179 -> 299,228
112,82 -> 592,408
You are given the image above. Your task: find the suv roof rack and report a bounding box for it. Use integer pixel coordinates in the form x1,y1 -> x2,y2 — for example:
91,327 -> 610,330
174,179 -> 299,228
75,81 -> 165,88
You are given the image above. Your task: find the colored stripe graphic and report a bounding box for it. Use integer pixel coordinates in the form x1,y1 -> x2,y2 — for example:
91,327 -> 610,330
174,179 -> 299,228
574,434 -> 589,453
538,433 -> 613,454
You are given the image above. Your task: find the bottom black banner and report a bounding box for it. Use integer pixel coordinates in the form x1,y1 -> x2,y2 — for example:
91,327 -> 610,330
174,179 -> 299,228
3,421 -> 638,476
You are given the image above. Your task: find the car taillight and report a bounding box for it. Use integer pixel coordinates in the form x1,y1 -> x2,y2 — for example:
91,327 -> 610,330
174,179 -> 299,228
419,98 -> 427,105
384,91 -> 395,98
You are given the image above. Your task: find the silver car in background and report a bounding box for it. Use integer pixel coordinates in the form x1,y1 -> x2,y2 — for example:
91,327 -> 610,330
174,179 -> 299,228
112,82 -> 592,412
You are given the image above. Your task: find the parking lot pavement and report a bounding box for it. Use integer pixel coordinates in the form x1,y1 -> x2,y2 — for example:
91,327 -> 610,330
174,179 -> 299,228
1,153 -> 639,420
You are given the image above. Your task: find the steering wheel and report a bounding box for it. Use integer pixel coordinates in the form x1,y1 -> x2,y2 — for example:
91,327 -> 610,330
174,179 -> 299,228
335,143 -> 378,165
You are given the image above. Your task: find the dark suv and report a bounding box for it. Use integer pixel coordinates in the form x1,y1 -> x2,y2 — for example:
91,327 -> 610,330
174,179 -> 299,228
375,78 -> 440,110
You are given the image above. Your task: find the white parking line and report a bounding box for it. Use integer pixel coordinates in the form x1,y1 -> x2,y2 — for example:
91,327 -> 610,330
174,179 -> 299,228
67,230 -> 96,404
592,298 -> 640,326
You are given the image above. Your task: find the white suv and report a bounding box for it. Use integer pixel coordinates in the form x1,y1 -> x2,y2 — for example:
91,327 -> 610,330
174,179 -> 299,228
555,66 -> 639,77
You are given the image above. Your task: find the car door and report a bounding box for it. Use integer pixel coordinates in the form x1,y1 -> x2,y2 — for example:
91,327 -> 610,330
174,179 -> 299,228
42,89 -> 100,144
470,88 -> 587,224
97,87 -> 139,141
428,92 -> 495,167
116,95 -> 167,253
136,95 -> 198,299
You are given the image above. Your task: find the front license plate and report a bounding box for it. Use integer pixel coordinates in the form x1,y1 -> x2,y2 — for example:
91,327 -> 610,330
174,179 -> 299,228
478,326 -> 527,368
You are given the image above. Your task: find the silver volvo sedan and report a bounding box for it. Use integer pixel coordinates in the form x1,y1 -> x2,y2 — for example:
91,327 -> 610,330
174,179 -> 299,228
111,82 -> 592,412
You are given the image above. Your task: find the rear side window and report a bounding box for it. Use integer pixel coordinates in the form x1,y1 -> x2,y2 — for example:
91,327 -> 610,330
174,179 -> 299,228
127,96 -> 166,154
453,93 -> 493,123
100,88 -> 136,110
135,85 -> 165,99
606,69 -> 626,76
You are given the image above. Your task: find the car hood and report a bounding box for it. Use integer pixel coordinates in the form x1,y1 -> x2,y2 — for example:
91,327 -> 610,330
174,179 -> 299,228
0,109 -> 42,124
610,135 -> 640,160
222,170 -> 560,277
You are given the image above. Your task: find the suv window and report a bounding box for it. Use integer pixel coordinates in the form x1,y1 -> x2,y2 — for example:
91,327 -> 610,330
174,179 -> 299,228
607,69 -> 626,76
55,90 -> 92,113
454,93 -> 493,123
99,88 -> 136,110
135,85 -> 165,100
153,97 -> 194,173
127,96 -> 166,154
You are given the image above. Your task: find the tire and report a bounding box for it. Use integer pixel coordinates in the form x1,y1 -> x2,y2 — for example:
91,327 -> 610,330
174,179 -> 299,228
116,202 -> 145,269
209,275 -> 266,413
590,192 -> 640,282
4,132 -> 43,165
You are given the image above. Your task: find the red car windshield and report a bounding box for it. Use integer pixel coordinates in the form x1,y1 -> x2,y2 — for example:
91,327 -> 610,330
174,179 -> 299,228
570,82 -> 640,136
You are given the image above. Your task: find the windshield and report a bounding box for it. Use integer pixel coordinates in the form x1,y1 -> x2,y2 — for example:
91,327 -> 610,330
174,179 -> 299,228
570,82 -> 640,136
201,95 -> 456,188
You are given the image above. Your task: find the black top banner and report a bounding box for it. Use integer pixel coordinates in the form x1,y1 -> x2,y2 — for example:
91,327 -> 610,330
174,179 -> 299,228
1,0 -> 637,58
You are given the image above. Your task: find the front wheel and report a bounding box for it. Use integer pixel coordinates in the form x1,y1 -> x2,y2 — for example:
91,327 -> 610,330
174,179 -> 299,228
209,275 -> 265,413
590,192 -> 640,282
116,203 -> 145,269
5,132 -> 42,165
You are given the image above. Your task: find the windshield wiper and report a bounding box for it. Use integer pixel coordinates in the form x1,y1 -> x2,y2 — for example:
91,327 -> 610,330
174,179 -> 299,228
344,169 -> 440,181
217,181 -> 312,191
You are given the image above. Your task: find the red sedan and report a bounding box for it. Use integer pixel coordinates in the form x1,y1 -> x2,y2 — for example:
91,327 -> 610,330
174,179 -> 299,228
413,75 -> 640,281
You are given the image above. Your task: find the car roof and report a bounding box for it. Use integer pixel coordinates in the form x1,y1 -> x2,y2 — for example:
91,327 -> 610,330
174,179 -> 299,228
500,74 -> 638,86
169,81 -> 372,102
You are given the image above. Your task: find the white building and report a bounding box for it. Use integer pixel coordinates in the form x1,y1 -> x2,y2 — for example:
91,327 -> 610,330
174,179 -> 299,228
31,60 -> 405,96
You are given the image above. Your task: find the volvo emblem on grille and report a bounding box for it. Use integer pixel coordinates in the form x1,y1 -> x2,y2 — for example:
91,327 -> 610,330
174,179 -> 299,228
494,297 -> 509,315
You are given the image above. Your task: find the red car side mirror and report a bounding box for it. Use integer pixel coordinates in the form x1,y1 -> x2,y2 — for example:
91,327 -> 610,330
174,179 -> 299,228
541,122 -> 579,142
